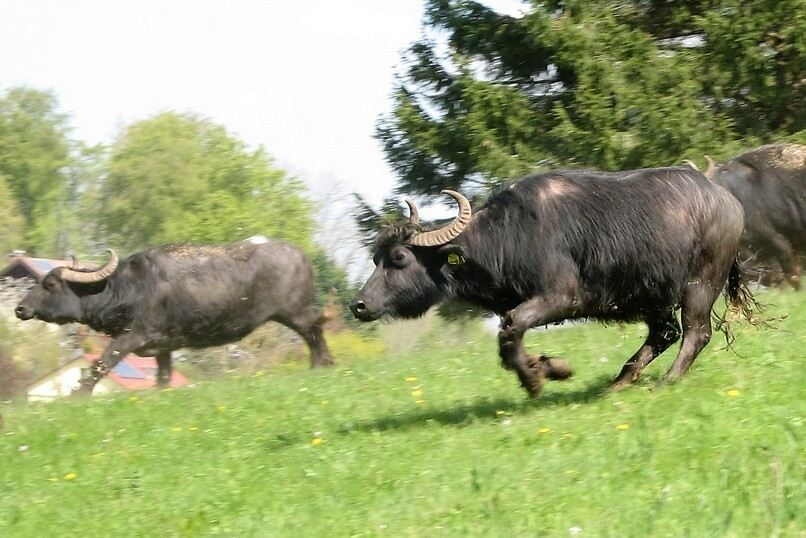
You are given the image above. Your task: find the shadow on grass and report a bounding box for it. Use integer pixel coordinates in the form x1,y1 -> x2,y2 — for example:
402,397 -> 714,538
337,375 -> 615,435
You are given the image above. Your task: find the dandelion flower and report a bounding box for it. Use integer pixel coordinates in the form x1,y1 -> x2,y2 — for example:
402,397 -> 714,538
538,427 -> 551,434
64,472 -> 77,481
189,426 -> 198,432
616,423 -> 630,430
171,427 -> 182,432
321,400 -> 329,406
47,477 -> 59,482
311,438 -> 323,446
415,400 -> 426,405
411,389 -> 423,397
217,405 -> 226,412
405,376 -> 417,382
726,389 -> 741,397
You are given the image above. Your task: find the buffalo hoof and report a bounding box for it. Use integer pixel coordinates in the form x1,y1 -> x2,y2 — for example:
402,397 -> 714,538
540,356 -> 573,380
609,379 -> 634,392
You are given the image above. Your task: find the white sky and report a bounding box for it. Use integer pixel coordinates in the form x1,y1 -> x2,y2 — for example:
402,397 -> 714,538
0,0 -> 526,207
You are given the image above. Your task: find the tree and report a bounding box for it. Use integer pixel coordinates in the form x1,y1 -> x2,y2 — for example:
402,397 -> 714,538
99,112 -> 315,253
377,0 -> 805,196
0,174 -> 26,254
0,87 -> 72,254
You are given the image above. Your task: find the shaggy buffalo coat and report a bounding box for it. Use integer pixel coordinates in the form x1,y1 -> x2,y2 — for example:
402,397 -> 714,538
16,239 -> 333,394
352,167 -> 750,396
708,144 -> 806,289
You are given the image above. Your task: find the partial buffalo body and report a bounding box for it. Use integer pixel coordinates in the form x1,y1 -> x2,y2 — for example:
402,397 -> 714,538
351,168 -> 753,397
704,144 -> 806,289
16,239 -> 334,394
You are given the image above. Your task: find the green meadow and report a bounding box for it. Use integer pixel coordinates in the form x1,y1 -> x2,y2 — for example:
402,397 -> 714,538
1,290 -> 803,537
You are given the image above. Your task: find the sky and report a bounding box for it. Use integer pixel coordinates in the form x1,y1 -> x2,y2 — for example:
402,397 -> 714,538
0,0 -> 526,207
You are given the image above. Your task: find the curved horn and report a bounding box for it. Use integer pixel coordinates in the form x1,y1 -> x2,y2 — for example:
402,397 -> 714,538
60,249 -> 118,283
704,155 -> 717,180
409,190 -> 472,247
682,159 -> 699,172
69,254 -> 79,269
404,198 -> 420,225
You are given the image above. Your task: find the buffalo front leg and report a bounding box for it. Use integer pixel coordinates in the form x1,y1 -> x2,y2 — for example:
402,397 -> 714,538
155,350 -> 172,388
498,295 -> 575,398
73,333 -> 148,396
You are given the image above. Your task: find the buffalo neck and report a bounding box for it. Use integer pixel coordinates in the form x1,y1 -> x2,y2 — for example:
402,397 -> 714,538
444,220 -> 529,315
76,280 -> 131,336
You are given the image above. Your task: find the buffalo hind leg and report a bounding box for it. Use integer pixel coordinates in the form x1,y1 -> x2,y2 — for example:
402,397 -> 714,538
498,295 -> 575,398
74,333 -> 148,396
279,308 -> 334,368
612,310 -> 680,390
664,284 -> 718,382
155,350 -> 172,388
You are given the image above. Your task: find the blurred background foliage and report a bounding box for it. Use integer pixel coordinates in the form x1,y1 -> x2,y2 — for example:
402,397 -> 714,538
376,0 -> 805,199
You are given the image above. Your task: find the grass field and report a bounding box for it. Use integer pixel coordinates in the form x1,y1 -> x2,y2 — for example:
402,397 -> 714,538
1,290 -> 804,537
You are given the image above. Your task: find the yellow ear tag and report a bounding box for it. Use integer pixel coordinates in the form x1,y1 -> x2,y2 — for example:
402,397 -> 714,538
447,253 -> 465,265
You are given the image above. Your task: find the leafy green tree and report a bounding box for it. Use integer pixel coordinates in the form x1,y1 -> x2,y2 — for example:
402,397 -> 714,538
0,87 -> 72,254
378,0 -> 805,195
99,112 -> 315,253
309,248 -> 358,321
0,174 -> 26,255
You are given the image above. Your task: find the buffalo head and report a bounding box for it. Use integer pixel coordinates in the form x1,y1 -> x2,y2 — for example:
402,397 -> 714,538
15,250 -> 119,324
350,191 -> 471,321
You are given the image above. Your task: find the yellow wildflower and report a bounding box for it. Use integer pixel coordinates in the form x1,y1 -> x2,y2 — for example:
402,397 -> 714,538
726,389 -> 741,397
171,427 -> 182,432
411,389 -> 423,397
321,400 -> 330,406
189,426 -> 198,432
311,438 -> 323,446
405,376 -> 417,382
217,405 -> 226,412
538,427 -> 551,434
415,400 -> 426,405
64,472 -> 77,481
128,396 -> 139,402
47,477 -> 59,482
616,423 -> 630,430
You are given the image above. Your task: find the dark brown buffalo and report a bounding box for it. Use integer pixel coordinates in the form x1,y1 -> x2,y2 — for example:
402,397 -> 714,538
16,238 -> 334,394
351,167 -> 754,397
702,144 -> 806,289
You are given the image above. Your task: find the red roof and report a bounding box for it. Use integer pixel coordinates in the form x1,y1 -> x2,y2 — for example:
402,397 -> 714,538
83,353 -> 189,390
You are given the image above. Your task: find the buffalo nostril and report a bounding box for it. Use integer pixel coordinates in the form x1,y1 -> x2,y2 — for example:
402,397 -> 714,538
351,300 -> 367,314
15,306 -> 27,318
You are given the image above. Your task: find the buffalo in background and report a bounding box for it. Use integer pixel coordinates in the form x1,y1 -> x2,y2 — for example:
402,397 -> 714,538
16,237 -> 334,394
701,144 -> 806,289
351,167 -> 755,397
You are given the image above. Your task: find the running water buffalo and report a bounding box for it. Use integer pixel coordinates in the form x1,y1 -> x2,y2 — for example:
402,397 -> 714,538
16,238 -> 334,394
350,167 -> 755,397
701,144 -> 806,289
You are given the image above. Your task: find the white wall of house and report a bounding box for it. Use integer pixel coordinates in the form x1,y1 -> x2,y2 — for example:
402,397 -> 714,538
27,359 -> 117,402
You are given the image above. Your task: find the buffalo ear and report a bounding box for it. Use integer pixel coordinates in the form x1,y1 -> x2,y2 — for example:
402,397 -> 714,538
437,244 -> 468,268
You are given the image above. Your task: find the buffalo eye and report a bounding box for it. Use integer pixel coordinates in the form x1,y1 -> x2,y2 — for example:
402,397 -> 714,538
389,247 -> 409,268
43,279 -> 57,291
